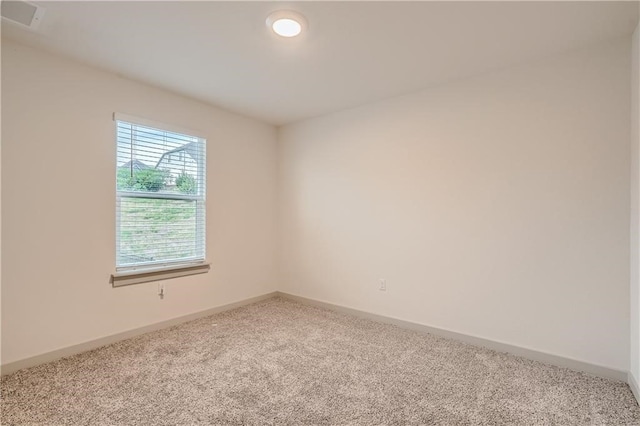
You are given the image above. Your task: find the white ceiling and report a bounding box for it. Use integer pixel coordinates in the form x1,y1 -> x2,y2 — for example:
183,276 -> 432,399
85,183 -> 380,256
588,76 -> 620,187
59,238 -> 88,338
3,1 -> 639,125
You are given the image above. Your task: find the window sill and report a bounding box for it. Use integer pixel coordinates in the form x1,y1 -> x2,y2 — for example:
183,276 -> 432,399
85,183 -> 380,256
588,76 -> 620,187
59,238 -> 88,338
111,262 -> 210,287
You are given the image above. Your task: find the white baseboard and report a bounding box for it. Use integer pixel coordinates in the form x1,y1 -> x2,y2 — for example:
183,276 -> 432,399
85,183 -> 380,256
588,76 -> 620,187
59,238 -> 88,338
629,372 -> 640,405
3,290 -> 630,386
1,291 -> 278,376
276,291 -> 628,383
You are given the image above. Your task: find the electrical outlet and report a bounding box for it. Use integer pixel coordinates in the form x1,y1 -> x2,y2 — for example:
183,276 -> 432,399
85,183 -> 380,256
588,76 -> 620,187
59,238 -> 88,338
379,279 -> 387,291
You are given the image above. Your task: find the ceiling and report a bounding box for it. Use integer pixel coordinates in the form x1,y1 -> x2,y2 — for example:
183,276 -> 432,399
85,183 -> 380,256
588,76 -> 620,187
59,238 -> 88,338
3,1 -> 639,125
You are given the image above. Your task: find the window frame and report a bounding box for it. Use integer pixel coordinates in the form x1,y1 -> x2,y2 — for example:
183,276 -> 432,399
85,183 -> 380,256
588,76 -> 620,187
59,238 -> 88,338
111,113 -> 209,287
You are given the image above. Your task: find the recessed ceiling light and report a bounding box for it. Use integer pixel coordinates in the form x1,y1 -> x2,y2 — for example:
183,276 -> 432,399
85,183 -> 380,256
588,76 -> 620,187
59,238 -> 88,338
266,11 -> 307,38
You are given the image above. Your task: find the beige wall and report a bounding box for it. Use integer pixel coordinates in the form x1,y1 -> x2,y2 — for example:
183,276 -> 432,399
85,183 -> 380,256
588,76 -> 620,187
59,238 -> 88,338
631,23 -> 640,384
2,35 -> 636,374
0,40 -> 3,371
278,39 -> 632,371
1,41 -> 278,364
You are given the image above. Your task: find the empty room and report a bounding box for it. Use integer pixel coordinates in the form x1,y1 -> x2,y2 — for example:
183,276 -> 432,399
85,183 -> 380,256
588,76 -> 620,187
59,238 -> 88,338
2,0 -> 640,424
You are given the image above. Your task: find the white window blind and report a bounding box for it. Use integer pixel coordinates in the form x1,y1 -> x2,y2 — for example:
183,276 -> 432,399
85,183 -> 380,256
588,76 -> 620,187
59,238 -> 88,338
115,116 -> 206,271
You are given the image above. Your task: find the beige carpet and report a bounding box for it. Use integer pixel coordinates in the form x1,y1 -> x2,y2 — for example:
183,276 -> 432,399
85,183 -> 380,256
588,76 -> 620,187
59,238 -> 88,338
1,297 -> 639,425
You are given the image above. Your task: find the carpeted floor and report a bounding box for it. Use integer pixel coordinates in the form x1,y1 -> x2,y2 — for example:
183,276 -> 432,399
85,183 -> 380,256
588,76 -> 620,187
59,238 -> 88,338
1,297 -> 639,425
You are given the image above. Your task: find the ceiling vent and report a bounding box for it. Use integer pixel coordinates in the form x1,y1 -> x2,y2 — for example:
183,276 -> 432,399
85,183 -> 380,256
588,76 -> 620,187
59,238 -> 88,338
1,1 -> 45,30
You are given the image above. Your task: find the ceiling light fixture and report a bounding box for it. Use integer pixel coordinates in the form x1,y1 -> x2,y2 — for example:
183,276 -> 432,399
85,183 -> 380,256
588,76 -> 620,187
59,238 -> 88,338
266,10 -> 307,38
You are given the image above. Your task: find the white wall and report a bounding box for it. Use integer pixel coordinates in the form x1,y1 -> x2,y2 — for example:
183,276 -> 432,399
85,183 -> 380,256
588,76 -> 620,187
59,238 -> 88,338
0,40 -> 3,371
279,39 -> 632,371
631,24 -> 640,386
2,34 -> 635,375
1,41 -> 278,364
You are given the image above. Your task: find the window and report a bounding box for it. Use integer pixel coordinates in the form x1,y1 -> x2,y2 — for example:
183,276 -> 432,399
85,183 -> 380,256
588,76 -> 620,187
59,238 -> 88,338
112,114 -> 208,286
